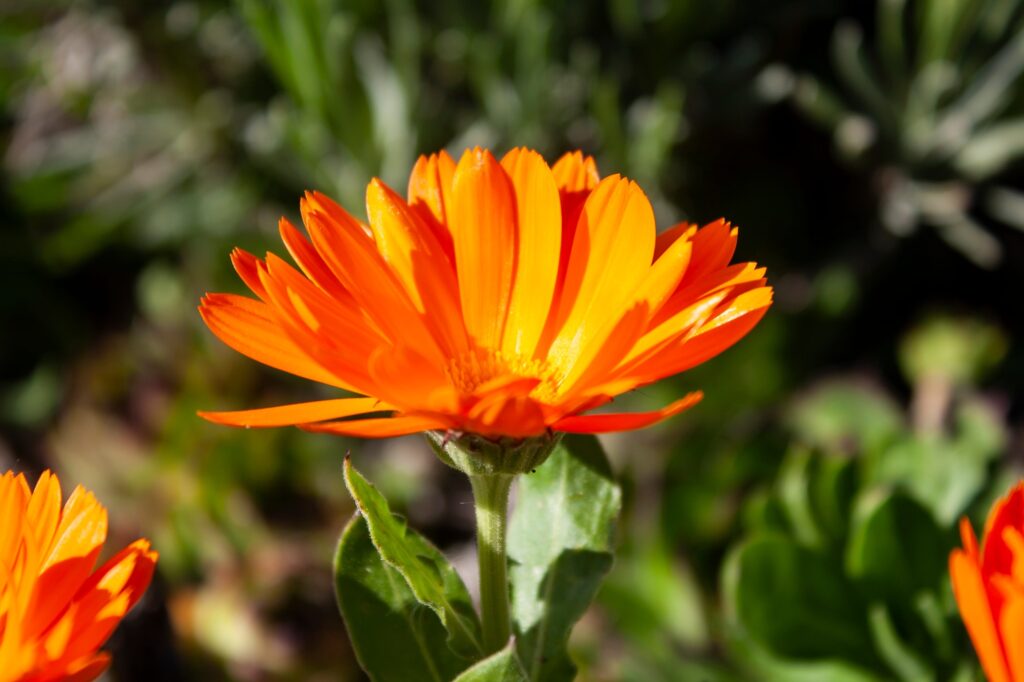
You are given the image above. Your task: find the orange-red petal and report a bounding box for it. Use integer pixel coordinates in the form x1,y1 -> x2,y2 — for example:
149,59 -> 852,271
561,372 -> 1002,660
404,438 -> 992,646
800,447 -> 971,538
553,392 -> 703,433
199,397 -> 389,428
301,414 -> 450,438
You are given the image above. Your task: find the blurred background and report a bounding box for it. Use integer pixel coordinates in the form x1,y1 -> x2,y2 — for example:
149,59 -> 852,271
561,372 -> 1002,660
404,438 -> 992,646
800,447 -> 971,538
1,0 -> 1023,679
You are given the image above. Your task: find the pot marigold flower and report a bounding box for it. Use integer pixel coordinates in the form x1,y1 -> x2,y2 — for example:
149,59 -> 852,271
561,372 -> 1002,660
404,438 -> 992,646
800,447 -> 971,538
0,470 -> 157,682
199,148 -> 772,438
951,482 -> 1024,682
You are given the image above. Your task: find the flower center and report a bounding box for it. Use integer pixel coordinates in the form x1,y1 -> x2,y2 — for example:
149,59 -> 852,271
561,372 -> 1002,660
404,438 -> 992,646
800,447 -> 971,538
444,349 -> 561,402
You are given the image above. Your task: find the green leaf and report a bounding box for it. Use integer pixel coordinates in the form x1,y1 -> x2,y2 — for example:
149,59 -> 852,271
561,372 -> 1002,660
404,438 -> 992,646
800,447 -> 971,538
866,602 -> 933,682
343,457 -> 483,658
599,536 -> 709,655
334,516 -> 469,682
786,381 -> 903,457
508,435 -> 622,682
845,489 -> 950,602
729,629 -> 885,682
453,642 -> 529,682
723,534 -> 877,666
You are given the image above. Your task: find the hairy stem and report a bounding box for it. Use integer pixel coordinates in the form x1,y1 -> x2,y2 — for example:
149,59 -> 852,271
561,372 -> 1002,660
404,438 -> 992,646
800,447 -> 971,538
469,473 -> 514,654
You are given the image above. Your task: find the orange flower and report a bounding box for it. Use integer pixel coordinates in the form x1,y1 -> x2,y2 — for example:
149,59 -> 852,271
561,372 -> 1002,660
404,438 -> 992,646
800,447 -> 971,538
951,482 -> 1024,682
0,470 -> 157,682
199,148 -> 772,438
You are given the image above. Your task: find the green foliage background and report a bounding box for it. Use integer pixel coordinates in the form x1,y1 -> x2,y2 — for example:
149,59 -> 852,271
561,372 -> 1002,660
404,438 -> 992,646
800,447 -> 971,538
1,0 -> 1023,679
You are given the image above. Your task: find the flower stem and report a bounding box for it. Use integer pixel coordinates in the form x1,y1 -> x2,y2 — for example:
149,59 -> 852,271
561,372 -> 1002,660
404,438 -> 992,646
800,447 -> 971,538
469,472 -> 514,654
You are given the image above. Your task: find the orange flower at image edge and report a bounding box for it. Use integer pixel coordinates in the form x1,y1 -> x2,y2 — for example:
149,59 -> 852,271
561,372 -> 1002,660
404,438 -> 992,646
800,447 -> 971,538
199,148 -> 772,438
951,482 -> 1024,682
0,471 -> 157,682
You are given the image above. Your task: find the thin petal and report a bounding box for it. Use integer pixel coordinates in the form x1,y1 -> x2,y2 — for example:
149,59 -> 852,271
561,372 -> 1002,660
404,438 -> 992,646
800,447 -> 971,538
26,470 -> 63,564
365,179 -> 467,355
301,194 -> 444,363
199,293 -> 353,390
551,151 -> 600,301
279,217 -> 353,304
554,392 -> 703,433
230,248 -> 270,300
300,414 -> 449,438
450,148 -> 518,348
678,219 -> 738,287
500,148 -> 562,356
951,548 -> 1012,682
983,483 -> 1024,575
1000,595 -> 1024,682
198,397 -> 388,428
551,151 -> 600,192
618,300 -> 771,385
633,232 -> 694,322
654,222 -> 696,259
408,151 -> 457,228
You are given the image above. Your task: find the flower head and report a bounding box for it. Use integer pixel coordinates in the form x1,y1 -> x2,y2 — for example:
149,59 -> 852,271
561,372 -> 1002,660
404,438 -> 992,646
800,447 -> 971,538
0,470 -> 157,682
951,481 -> 1024,682
199,148 -> 772,439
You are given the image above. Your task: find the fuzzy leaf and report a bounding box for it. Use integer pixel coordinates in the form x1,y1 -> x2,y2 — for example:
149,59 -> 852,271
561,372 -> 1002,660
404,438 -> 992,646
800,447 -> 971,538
334,516 -> 470,681
343,457 -> 483,658
508,435 -> 622,682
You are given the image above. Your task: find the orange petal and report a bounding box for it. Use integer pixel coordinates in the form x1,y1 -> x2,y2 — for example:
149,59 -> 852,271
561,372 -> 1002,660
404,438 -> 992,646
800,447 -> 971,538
279,217 -> 353,304
951,548 -> 1012,682
500,148 -> 562,357
465,392 -> 548,439
678,219 -> 738,287
200,293 -> 351,390
550,151 -> 601,309
230,248 -> 270,300
408,151 -> 457,228
365,179 -> 467,355
301,195 -> 443,363
633,232 -> 694,322
961,517 -> 981,559
80,538 -> 158,611
551,151 -> 600,192
620,293 -> 771,384
300,414 -> 449,438
553,392 -> 703,433
199,397 -> 388,428
557,303 -> 650,399
654,222 -> 696,259
656,262 -> 767,327
63,654 -> 111,682
624,290 -> 731,369
366,344 -> 455,412
1000,593 -> 1024,682
26,470 -> 62,565
450,148 -> 518,348
983,483 -> 1024,575
545,176 -> 656,367
45,486 -> 107,571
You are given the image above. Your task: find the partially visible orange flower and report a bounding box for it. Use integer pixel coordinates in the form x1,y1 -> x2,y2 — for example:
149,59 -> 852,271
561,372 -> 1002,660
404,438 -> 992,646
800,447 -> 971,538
951,482 -> 1024,682
199,148 -> 772,439
0,470 -> 157,682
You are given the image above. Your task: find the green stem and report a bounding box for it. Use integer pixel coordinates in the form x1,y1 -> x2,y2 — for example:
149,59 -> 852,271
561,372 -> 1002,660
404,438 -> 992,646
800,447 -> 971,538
469,473 -> 514,654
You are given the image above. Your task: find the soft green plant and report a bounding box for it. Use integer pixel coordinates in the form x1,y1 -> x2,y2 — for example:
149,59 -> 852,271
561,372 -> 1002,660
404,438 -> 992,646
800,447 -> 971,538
778,0 -> 1024,266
